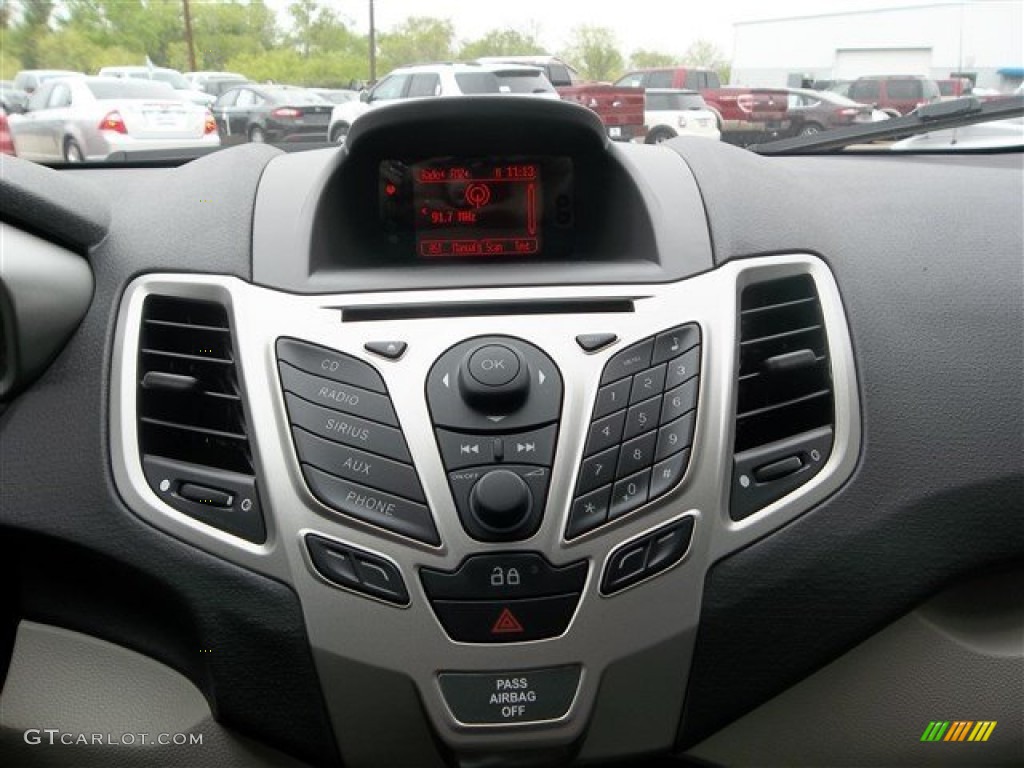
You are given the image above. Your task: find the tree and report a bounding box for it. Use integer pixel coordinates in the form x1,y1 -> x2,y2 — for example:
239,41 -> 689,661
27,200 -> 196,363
36,26 -> 140,73
187,0 -> 278,69
378,16 -> 455,73
629,49 -> 678,70
459,26 -> 544,59
561,25 -> 623,82
683,37 -> 730,82
288,0 -> 349,58
9,0 -> 56,68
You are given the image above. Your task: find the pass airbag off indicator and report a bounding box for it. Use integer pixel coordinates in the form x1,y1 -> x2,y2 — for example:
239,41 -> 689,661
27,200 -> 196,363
439,665 -> 582,725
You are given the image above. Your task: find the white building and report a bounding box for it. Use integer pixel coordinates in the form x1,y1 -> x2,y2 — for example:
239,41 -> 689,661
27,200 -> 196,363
731,1 -> 1023,91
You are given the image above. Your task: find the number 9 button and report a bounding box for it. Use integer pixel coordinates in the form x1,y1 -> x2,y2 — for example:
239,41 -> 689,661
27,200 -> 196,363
566,324 -> 700,539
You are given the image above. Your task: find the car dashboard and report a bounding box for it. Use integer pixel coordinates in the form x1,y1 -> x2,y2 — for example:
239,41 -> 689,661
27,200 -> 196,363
0,97 -> 1021,768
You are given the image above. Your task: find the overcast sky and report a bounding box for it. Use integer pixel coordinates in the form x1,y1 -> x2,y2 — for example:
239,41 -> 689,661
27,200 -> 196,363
285,0 -> 951,57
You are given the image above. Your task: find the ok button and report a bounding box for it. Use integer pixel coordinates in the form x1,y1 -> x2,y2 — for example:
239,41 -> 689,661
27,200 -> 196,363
468,345 -> 521,387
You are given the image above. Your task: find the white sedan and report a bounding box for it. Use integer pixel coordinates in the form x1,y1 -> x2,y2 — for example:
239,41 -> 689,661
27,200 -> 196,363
9,77 -> 219,163
638,88 -> 721,144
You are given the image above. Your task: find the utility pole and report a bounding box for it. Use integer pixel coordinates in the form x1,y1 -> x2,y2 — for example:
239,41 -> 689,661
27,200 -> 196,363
369,0 -> 377,83
183,0 -> 197,71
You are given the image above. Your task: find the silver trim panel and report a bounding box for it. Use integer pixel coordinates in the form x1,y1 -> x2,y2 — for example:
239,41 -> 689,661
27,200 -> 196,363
109,254 -> 861,755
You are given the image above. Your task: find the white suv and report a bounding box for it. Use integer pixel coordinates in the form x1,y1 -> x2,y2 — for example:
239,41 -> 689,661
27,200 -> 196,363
327,62 -> 558,143
639,88 -> 721,144
97,66 -> 214,107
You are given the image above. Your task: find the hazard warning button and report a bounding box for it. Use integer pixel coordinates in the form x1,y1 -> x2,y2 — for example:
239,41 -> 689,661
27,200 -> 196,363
430,594 -> 580,643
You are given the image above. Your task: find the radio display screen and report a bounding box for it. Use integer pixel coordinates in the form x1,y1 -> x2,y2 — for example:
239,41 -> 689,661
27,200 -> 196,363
378,156 -> 574,259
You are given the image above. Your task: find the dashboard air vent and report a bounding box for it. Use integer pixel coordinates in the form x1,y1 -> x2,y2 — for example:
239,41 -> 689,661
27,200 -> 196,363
730,273 -> 835,520
136,295 -> 265,543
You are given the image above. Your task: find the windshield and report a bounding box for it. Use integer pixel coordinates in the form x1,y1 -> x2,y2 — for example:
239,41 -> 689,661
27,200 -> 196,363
648,92 -> 707,110
151,70 -> 191,90
493,71 -> 557,94
87,80 -> 180,100
262,88 -> 330,105
3,1 -> 1022,162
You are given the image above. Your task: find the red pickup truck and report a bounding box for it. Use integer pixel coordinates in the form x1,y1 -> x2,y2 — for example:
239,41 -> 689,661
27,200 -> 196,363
477,56 -> 647,142
615,67 -> 798,144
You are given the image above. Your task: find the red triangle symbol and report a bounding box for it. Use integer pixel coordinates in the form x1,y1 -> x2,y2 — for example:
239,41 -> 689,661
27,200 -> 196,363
491,607 -> 524,634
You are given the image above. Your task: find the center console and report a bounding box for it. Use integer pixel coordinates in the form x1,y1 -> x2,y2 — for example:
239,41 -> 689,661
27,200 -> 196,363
109,98 -> 861,765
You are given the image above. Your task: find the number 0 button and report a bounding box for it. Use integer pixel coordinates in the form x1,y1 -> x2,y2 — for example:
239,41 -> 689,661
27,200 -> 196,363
609,469 -> 651,520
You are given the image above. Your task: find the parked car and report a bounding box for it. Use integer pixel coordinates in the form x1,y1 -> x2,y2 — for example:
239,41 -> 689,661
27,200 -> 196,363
848,75 -> 942,116
212,84 -> 333,145
614,67 -> 796,144
827,81 -> 854,98
0,107 -> 16,155
184,71 -> 248,97
477,55 -> 647,142
8,77 -> 218,162
309,88 -> 360,105
892,116 -> 1024,150
97,66 -> 215,107
327,62 -> 559,143
0,81 -> 29,114
640,88 -> 720,143
812,78 -> 851,93
937,77 -> 974,99
784,87 -> 881,135
11,69 -> 82,95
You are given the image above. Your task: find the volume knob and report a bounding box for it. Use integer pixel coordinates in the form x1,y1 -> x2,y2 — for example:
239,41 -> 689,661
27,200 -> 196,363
469,470 -> 533,534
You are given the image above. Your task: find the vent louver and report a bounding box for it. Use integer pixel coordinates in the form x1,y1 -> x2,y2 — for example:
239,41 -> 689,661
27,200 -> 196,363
137,295 -> 265,543
731,273 -> 835,520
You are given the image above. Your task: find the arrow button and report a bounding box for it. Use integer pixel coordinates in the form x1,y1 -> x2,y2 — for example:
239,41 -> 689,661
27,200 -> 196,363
364,341 -> 408,360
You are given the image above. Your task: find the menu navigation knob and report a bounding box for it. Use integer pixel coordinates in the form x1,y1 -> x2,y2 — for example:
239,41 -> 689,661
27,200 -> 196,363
459,344 -> 530,412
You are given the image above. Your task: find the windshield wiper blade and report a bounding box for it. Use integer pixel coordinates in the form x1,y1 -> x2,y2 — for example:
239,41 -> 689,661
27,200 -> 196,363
750,95 -> 1024,155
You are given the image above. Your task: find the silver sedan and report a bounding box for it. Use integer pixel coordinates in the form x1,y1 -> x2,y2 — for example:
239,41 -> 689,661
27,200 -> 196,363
9,76 -> 220,162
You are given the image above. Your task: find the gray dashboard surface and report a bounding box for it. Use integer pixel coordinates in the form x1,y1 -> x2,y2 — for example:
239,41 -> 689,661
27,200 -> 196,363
667,138 -> 1024,749
0,154 -> 111,251
0,145 -> 340,767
